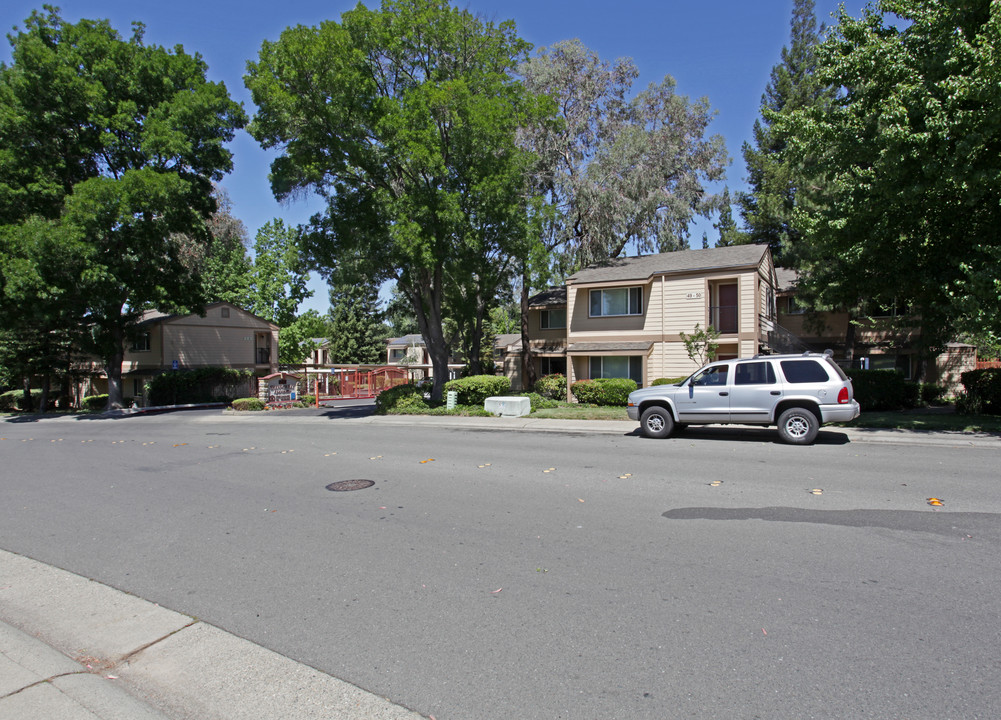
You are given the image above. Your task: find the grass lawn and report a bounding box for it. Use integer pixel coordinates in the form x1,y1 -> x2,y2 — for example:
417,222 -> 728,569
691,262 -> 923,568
836,407 -> 1001,434
529,405 -> 630,421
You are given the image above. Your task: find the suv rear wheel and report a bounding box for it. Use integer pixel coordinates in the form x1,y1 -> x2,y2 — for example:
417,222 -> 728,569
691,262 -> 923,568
777,407 -> 819,445
640,406 -> 674,439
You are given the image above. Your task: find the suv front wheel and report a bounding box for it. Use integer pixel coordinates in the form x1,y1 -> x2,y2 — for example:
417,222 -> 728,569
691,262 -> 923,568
640,406 -> 675,439
777,407 -> 819,445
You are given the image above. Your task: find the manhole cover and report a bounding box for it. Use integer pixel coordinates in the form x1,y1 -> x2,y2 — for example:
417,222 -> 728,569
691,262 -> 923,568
326,479 -> 375,492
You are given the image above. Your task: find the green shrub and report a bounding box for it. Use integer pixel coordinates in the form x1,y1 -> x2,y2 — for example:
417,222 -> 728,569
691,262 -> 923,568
920,383 -> 947,404
845,369 -> 915,411
82,394 -> 109,411
375,383 -> 428,413
570,377 -> 637,406
444,375 -> 511,405
519,392 -> 559,411
232,397 -> 265,411
146,368 -> 253,406
298,394 -> 316,407
652,377 -> 687,386
534,374 -> 567,400
959,367 -> 1001,415
0,389 -> 26,411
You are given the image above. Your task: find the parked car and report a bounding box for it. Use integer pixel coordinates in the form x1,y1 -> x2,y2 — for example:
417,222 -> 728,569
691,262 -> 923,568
626,352 -> 861,444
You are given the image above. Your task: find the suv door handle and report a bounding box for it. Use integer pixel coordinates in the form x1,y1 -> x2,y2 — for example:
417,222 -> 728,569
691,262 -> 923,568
770,391 -> 781,396
719,391 -> 728,396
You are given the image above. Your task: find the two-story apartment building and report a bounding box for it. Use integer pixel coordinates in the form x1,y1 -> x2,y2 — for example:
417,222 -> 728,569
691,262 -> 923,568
74,302 -> 279,406
521,245 -> 779,395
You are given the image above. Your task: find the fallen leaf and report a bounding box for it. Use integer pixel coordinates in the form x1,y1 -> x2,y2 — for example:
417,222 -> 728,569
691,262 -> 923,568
491,588 -> 502,594
809,489 -> 823,495
578,498 -> 585,503
927,498 -> 944,506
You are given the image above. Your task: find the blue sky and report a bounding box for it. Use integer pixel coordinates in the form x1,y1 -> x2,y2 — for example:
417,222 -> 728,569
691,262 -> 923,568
2,0 -> 867,314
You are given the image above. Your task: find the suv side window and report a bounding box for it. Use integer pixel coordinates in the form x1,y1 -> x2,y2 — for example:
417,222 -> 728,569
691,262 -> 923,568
735,361 -> 777,385
780,360 -> 830,384
691,365 -> 729,386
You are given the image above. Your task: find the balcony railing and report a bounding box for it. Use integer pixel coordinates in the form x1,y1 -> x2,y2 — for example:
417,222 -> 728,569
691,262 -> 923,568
709,305 -> 738,334
256,347 -> 271,364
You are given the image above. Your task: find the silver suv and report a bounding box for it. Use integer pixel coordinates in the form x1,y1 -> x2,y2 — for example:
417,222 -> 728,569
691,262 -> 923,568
626,352 -> 861,444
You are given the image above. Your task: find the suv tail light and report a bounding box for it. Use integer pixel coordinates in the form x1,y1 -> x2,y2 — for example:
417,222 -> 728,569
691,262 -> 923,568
838,386 -> 850,404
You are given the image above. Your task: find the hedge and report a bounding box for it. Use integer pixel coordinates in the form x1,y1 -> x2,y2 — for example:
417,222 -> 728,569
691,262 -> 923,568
0,389 -> 42,411
958,367 -> 1001,415
652,377 -> 688,386
535,374 -> 567,400
82,394 -> 109,411
570,377 -> 637,406
444,375 -> 511,405
375,383 -> 428,413
145,368 -> 252,406
232,397 -> 265,411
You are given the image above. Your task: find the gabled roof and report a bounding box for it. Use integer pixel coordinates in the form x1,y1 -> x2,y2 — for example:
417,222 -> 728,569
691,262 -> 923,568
386,334 -> 425,347
775,267 -> 799,293
527,287 -> 567,308
566,245 -> 770,285
137,302 -> 278,330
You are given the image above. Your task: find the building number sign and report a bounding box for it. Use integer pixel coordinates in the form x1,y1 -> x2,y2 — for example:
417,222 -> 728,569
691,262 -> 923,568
686,292 -> 704,299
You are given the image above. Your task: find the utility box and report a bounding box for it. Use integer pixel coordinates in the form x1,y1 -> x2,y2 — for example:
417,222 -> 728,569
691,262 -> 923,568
484,396 -> 531,417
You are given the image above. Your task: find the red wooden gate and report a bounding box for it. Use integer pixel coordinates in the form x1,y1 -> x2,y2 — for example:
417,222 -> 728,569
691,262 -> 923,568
314,366 -> 409,404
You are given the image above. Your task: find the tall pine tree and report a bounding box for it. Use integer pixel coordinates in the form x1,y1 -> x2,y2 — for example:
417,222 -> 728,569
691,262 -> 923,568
327,281 -> 386,365
738,0 -> 831,265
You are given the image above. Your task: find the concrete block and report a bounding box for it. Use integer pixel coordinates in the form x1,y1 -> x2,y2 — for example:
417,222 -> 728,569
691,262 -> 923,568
484,396 -> 531,417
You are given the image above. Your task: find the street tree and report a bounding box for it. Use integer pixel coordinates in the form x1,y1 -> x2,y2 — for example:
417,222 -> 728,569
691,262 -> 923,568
778,0 -> 1001,352
738,0 -> 832,265
245,0 -> 538,401
0,8 -> 245,408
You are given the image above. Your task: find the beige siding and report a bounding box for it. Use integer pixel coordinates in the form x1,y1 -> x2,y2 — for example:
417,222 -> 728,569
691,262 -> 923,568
661,276 -> 708,333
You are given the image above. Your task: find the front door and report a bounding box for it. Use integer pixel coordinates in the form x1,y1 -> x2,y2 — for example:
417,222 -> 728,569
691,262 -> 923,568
673,363 -> 731,423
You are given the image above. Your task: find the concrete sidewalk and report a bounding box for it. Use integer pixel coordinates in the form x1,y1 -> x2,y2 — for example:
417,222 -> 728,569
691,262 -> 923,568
0,550 -> 425,720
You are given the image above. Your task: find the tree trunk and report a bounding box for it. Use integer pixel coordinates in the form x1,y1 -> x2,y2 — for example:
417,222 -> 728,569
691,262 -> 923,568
21,376 -> 33,413
105,323 -> 126,410
404,268 -> 450,403
519,273 -> 536,392
38,374 -> 50,414
843,311 -> 857,368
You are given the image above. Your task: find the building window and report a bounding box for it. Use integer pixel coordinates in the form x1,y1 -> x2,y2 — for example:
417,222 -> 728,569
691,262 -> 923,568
130,332 -> 151,352
221,307 -> 230,318
589,287 -> 642,317
539,357 -> 567,376
133,378 -> 144,397
588,356 -> 643,384
390,348 -> 406,361
540,308 -> 566,329
785,296 -> 806,314
709,283 -> 738,333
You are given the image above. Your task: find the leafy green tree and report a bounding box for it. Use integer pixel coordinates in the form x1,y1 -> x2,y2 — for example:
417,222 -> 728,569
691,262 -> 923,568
245,0 -> 538,401
738,0 -> 831,265
779,0 -> 1001,352
246,219 -> 312,327
0,8 -> 245,408
679,323 -> 721,368
201,187 -> 252,306
327,281 -> 385,365
279,310 -> 327,365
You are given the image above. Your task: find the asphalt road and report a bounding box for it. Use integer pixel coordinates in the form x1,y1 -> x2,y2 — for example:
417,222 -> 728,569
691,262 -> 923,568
2,408 -> 999,719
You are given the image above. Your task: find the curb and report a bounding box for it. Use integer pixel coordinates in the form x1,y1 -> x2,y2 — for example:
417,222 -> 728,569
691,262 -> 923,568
0,549 -> 425,720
